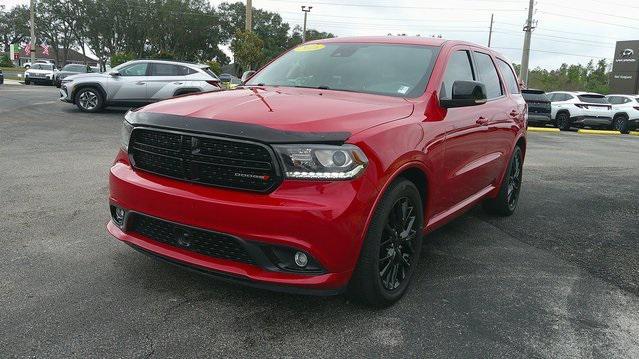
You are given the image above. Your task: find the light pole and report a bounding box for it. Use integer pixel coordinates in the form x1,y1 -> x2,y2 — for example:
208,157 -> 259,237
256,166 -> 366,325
520,0 -> 535,86
30,0 -> 36,64
301,6 -> 312,43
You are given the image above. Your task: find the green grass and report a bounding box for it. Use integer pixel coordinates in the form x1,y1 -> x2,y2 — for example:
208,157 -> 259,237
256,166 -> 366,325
1,67 -> 26,80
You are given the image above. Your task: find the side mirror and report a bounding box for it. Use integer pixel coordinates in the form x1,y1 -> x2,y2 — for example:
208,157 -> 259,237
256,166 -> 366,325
241,70 -> 256,83
440,80 -> 488,108
109,70 -> 121,77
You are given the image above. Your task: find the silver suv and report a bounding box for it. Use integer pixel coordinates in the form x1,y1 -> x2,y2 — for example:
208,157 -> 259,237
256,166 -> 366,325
59,60 -> 222,112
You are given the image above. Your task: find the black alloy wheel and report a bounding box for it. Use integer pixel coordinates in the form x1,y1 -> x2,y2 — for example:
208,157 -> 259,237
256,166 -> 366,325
379,197 -> 419,291
348,178 -> 424,307
483,146 -> 524,216
556,113 -> 570,131
506,148 -> 523,211
613,115 -> 629,134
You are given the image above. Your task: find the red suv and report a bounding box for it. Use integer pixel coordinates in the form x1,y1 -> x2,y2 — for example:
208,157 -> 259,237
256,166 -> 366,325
108,37 -> 526,306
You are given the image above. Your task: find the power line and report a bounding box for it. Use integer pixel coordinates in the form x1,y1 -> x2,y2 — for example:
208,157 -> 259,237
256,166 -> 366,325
539,11 -> 639,31
263,0 -> 526,12
494,47 -> 612,60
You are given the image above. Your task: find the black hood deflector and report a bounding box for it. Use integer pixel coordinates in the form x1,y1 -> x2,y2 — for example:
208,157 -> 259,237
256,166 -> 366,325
125,111 -> 351,145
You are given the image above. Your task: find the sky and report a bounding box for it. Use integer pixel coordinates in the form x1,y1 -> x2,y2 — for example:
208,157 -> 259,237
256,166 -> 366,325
5,0 -> 639,69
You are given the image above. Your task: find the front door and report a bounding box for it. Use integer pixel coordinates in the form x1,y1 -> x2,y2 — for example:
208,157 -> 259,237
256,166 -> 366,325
109,62 -> 149,101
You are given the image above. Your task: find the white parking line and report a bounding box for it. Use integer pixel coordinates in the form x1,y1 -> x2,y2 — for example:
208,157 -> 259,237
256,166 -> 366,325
30,101 -> 57,106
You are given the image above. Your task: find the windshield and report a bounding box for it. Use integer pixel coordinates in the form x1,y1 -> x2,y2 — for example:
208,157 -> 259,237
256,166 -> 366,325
33,64 -> 54,71
247,43 -> 439,98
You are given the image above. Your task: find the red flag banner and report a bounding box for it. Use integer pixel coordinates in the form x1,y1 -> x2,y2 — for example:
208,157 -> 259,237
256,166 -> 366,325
23,43 -> 31,56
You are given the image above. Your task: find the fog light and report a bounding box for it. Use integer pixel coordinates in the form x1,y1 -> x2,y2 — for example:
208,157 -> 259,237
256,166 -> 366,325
113,207 -> 124,225
294,251 -> 308,267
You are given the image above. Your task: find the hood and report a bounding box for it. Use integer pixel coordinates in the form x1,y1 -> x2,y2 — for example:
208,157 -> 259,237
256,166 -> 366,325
66,72 -> 108,81
139,87 -> 414,135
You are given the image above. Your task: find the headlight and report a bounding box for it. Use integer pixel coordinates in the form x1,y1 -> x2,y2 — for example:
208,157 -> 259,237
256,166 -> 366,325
61,78 -> 72,84
121,120 -> 134,151
273,144 -> 368,180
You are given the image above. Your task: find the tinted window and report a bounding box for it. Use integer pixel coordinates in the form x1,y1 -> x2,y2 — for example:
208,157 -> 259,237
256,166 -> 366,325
578,95 -> 607,104
474,52 -> 503,99
120,63 -> 148,76
607,96 -> 621,104
150,63 -> 179,76
522,91 -> 549,103
497,59 -> 519,94
635,97 -> 639,103
441,50 -> 475,99
247,43 -> 439,98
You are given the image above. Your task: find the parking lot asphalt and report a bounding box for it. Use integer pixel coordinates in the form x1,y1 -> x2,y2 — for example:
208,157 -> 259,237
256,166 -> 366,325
1,85 -> 638,358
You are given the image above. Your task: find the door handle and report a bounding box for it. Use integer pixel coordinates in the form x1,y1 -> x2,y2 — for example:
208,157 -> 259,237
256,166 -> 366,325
476,117 -> 489,125
135,81 -> 146,85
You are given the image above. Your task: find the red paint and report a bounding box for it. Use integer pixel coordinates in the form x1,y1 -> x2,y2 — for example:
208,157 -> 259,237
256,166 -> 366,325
108,37 -> 526,292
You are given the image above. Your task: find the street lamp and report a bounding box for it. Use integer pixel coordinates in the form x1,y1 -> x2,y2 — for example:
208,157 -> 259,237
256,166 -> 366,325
301,6 -> 313,43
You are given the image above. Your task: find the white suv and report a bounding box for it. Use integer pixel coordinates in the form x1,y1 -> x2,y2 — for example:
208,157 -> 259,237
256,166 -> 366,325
547,91 -> 613,130
24,63 -> 58,85
605,94 -> 639,134
59,60 -> 222,112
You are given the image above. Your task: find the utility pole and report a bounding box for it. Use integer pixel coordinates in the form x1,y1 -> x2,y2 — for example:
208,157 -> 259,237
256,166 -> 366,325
245,0 -> 252,31
520,0 -> 535,86
487,14 -> 494,47
30,0 -> 36,64
301,6 -> 312,43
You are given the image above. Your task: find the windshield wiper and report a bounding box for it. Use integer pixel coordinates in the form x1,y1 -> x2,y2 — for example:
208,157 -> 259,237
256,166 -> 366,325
292,85 -> 331,90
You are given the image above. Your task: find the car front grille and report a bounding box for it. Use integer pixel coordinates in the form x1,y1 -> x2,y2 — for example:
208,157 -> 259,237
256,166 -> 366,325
128,213 -> 256,265
128,128 -> 280,192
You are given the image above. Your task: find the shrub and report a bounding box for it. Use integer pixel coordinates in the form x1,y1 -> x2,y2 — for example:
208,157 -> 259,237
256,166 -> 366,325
0,54 -> 14,67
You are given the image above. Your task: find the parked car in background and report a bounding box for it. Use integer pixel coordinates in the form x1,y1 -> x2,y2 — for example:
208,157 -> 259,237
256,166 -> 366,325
54,64 -> 99,88
522,89 -> 551,126
605,94 -> 639,134
59,60 -> 221,112
108,37 -> 527,306
219,73 -> 242,89
23,59 -> 55,69
24,63 -> 58,85
0,69 -> 4,85
547,91 -> 613,130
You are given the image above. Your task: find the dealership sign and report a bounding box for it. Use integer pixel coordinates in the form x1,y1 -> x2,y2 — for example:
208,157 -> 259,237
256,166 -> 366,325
611,40 -> 639,94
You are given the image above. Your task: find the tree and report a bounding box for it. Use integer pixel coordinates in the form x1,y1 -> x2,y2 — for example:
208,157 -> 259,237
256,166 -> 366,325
219,2 -> 289,65
0,5 -> 30,52
287,25 -> 334,48
230,30 -> 264,71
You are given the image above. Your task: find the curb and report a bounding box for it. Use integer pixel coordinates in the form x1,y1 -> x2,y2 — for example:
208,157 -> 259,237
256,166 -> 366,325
630,131 -> 639,136
577,129 -> 621,135
528,127 -> 560,133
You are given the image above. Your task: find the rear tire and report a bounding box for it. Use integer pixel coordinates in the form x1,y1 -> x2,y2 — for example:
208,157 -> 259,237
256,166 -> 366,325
75,87 -> 104,113
483,146 -> 523,216
348,178 -> 424,307
555,112 -> 570,131
613,115 -> 629,134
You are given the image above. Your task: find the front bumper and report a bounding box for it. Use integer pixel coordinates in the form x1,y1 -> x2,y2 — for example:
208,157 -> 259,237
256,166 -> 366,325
59,85 -> 73,103
108,151 -> 378,293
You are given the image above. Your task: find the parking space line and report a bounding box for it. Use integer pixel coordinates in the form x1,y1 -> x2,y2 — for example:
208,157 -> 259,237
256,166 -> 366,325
577,129 -> 621,135
528,127 -> 560,133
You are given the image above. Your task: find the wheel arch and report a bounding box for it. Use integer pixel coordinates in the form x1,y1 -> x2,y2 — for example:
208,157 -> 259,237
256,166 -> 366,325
72,82 -> 107,103
613,111 -> 629,120
556,109 -> 570,119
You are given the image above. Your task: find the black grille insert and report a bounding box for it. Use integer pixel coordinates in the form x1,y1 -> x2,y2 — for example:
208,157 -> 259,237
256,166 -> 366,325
128,213 -> 256,265
128,128 -> 280,192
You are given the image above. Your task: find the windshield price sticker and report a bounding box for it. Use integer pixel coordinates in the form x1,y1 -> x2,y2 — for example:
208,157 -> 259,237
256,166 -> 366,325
294,44 -> 326,52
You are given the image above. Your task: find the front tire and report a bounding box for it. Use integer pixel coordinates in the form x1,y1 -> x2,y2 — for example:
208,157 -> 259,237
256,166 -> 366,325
348,178 -> 424,307
483,146 -> 523,216
75,87 -> 104,112
612,115 -> 629,134
24,78 -> 30,85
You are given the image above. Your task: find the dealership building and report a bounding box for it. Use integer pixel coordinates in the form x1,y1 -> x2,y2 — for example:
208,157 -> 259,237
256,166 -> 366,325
610,40 -> 639,94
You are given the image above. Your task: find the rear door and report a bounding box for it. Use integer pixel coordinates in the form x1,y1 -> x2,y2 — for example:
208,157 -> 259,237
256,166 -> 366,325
523,91 -> 551,117
146,63 -> 192,100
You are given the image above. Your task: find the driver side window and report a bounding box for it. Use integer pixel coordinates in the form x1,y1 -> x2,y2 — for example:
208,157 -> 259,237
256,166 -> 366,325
441,50 -> 475,100
120,63 -> 148,76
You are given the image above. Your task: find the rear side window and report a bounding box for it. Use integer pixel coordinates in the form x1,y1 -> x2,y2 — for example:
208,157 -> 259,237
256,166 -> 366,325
474,52 -> 503,99
635,98 -> 639,103
496,59 -> 520,94
578,95 -> 607,104
522,91 -> 549,103
150,63 -> 180,76
441,50 -> 475,99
